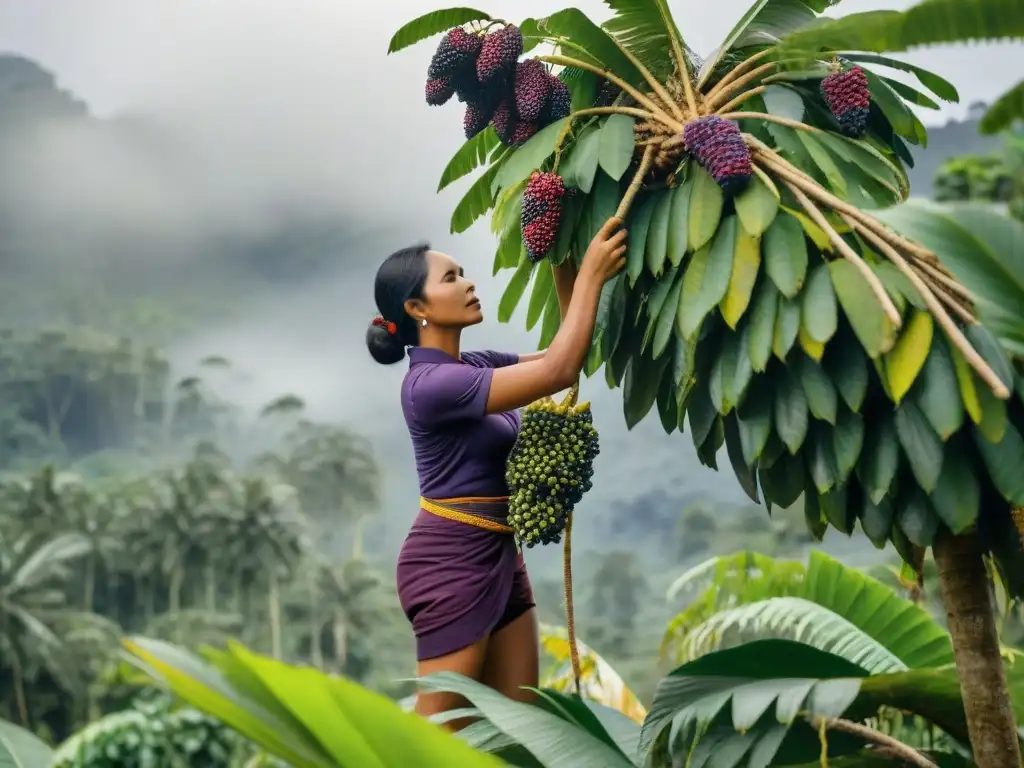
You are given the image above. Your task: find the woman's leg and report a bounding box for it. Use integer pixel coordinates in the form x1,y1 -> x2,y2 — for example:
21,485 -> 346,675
415,636 -> 489,731
481,608 -> 539,703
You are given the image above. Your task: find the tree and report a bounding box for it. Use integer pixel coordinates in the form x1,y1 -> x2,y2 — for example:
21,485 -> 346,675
390,5 -> 1024,765
934,130 -> 1024,220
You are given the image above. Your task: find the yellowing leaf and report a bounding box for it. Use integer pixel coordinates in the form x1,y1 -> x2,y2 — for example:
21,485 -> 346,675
885,310 -> 934,404
950,343 -> 983,424
780,205 -> 830,251
798,325 -> 825,361
720,228 -> 761,328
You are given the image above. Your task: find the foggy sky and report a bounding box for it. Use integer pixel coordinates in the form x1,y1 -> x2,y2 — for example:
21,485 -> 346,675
0,0 -> 1020,560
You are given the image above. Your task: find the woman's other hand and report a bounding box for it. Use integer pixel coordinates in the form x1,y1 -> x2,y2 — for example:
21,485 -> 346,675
580,217 -> 627,283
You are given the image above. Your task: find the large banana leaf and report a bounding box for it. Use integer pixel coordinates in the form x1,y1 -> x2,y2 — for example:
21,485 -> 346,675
641,639 -> 981,766
662,550 -> 954,669
675,596 -> 909,672
0,717 -> 53,768
121,637 -> 503,768
418,672 -> 639,767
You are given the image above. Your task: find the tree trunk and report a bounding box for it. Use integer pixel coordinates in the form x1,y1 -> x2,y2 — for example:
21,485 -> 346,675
268,571 -> 282,659
84,554 -> 96,612
333,616 -> 347,673
933,530 -> 1021,767
309,576 -> 323,669
205,561 -> 217,612
10,650 -> 29,728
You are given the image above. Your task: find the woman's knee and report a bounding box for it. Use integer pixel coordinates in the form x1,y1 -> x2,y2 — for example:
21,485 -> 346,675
414,637 -> 488,731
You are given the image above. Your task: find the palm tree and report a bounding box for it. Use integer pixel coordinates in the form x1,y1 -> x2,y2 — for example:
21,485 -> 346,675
390,4 -> 1024,764
0,532 -> 117,727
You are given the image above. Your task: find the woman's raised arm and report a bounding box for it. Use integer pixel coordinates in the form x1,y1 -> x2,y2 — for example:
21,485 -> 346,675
484,218 -> 626,415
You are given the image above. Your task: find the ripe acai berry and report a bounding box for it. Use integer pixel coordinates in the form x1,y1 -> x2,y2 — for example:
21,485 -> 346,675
425,77 -> 455,106
820,66 -> 870,138
491,99 -> 516,144
521,172 -> 565,262
514,60 -> 550,122
464,101 -> 494,139
476,25 -> 523,84
541,74 -> 572,125
427,27 -> 483,80
683,115 -> 753,196
509,120 -> 538,147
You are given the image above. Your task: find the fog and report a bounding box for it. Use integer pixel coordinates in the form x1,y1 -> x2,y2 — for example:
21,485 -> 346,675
0,0 -> 1020,558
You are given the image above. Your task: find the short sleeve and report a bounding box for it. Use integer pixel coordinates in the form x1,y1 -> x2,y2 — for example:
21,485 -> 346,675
462,350 -> 519,368
408,363 -> 494,425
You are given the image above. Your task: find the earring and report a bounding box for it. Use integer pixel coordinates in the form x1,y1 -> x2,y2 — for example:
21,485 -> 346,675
421,318 -> 428,327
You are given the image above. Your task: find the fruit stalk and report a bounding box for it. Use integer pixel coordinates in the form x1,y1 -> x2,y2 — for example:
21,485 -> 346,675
538,55 -> 684,132
934,531 -> 1023,768
616,144 -> 657,219
714,85 -> 766,115
705,61 -> 779,112
698,47 -> 774,92
809,717 -> 938,768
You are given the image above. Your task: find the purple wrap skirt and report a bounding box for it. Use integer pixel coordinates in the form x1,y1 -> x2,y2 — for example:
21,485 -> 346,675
396,498 -> 535,661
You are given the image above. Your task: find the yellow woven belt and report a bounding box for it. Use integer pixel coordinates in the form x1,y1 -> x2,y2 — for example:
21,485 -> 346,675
420,496 -> 513,534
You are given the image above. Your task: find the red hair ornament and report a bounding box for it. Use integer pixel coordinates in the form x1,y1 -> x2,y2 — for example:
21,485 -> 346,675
372,316 -> 398,336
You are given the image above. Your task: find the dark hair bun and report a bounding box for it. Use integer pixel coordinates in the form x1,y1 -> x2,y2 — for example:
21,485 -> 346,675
366,320 -> 406,365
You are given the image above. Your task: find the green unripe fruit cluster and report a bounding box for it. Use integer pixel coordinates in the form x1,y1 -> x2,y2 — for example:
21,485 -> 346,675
505,395 -> 599,547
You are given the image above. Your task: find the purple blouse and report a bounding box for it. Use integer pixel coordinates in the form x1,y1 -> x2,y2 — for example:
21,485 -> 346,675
401,347 -> 521,499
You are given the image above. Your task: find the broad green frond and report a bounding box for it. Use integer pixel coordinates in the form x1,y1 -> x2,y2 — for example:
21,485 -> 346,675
676,596 -> 908,673
600,0 -> 697,80
387,8 -> 491,54
783,0 -> 1024,54
980,80 -> 1024,136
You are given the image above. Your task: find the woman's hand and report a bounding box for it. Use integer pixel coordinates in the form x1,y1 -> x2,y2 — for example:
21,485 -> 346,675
580,217 -> 627,284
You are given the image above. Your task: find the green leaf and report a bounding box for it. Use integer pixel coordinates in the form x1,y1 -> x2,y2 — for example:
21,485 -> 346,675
797,132 -> 847,197
539,287 -> 561,349
498,259 -> 533,323
930,440 -> 980,534
860,497 -> 894,548
453,161 -> 504,234
833,408 -> 865,482
646,192 -> 672,277
801,263 -> 838,345
388,8 -> 491,53
762,84 -> 806,122
979,80 -> 1024,135
763,212 -> 807,298
438,129 -> 500,192
773,296 -> 801,361
896,489 -> 939,547
688,166 -> 724,252
747,279 -> 778,373
774,369 -> 809,454
539,8 -> 646,86
0,718 -> 54,768
654,270 -> 685,358
624,351 -> 670,429
626,196 -> 656,286
884,309 -> 934,404
829,260 -> 896,358
720,227 -> 761,328
734,173 -> 779,237
526,264 -> 554,331
894,401 -> 944,493
560,127 -> 602,193
911,334 -> 963,440
667,174 -> 692,267
420,672 -> 634,766
494,118 -> 571,196
843,53 -> 959,103
972,421 -> 1024,506
737,385 -> 773,465
798,356 -> 838,425
598,115 -> 636,181
677,217 -> 737,339
826,341 -> 868,413
859,412 -> 900,504
725,414 -> 760,503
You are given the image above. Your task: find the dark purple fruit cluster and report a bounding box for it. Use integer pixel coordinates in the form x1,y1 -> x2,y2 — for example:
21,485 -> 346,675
683,115 -> 752,196
422,25 -> 573,147
521,171 -> 566,262
820,66 -> 870,138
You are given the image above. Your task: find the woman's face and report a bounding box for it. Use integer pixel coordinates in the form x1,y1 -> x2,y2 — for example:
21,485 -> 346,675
410,250 -> 483,329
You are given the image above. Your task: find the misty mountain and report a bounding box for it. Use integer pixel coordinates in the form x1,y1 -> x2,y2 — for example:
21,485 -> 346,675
0,53 -> 1000,574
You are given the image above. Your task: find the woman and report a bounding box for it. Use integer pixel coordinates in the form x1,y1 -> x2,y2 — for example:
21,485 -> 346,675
365,216 -> 627,726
